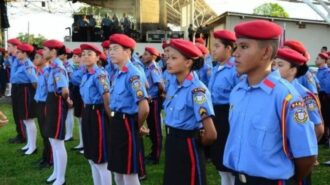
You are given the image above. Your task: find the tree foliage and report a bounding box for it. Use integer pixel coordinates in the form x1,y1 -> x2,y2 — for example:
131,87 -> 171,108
17,33 -> 47,48
253,3 -> 289,18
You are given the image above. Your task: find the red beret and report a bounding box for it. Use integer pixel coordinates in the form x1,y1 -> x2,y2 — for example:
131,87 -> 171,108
234,20 -> 282,40
196,44 -> 209,55
327,51 -> 330,58
72,48 -> 81,55
170,39 -> 202,59
284,40 -> 310,60
162,40 -> 170,49
319,53 -> 328,60
99,53 -> 107,62
101,40 -> 110,49
65,48 -> 72,55
7,38 -> 22,46
195,38 -> 205,45
276,48 -> 307,66
43,39 -> 64,49
213,30 -> 236,42
36,49 -> 43,56
80,44 -> 102,56
145,47 -> 160,57
17,43 -> 34,53
109,34 -> 136,49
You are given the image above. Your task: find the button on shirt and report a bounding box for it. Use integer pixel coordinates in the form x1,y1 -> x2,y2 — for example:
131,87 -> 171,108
163,73 -> 214,130
80,65 -> 110,104
109,61 -> 148,114
47,58 -> 69,93
208,59 -> 240,105
11,58 -> 37,84
224,70 -> 317,180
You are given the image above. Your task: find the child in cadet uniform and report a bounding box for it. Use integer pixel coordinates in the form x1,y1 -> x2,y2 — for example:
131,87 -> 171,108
14,43 -> 38,155
79,43 -> 112,185
141,47 -> 164,165
223,20 -> 317,185
208,30 -> 239,185
108,33 -> 150,185
275,47 -> 324,185
163,39 -> 217,185
43,39 -> 71,185
34,49 -> 53,167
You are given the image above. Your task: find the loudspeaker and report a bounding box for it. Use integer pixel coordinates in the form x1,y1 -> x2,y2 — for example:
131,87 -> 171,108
0,0 -> 10,29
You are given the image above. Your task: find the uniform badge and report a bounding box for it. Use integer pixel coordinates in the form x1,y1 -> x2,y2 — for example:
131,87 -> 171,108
129,75 -> 140,83
294,109 -> 308,124
132,80 -> 142,90
290,101 -> 304,109
199,107 -> 208,119
304,96 -> 317,111
193,93 -> 206,105
136,90 -> 144,98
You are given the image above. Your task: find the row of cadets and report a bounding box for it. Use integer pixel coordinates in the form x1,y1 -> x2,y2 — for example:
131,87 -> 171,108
79,43 -> 112,185
315,52 -> 330,146
70,48 -> 85,152
207,29 -> 240,185
274,47 -> 324,185
42,39 -> 70,185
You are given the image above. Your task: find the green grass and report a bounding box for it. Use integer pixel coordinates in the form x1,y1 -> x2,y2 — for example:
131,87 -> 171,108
0,103 -> 329,185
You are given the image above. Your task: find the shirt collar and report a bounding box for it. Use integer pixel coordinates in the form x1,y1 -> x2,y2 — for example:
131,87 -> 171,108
87,64 -> 98,74
237,70 -> 278,94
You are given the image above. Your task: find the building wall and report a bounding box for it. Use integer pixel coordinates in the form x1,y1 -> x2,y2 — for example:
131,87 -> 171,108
209,15 -> 330,65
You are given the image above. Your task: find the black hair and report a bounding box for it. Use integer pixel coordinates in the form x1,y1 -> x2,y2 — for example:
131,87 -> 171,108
219,39 -> 236,52
55,46 -> 66,56
191,57 -> 204,71
321,46 -> 327,51
289,62 -> 309,78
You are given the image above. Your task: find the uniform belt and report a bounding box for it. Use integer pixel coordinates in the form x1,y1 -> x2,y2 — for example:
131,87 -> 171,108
84,104 -> 103,110
234,172 -> 294,184
12,83 -> 33,87
166,126 -> 200,138
110,111 -> 137,119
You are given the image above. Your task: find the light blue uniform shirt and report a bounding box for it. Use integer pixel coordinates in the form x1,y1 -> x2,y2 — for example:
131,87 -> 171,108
47,58 -> 69,93
144,61 -> 163,98
34,65 -> 50,102
316,66 -> 330,93
298,70 -> 318,94
11,58 -> 37,84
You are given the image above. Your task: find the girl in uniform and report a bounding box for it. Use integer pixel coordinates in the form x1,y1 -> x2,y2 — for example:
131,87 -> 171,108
33,49 -> 53,167
275,47 -> 324,185
70,48 -> 85,152
108,33 -> 149,185
79,43 -> 112,185
163,39 -> 217,185
207,30 -> 239,185
14,43 -> 38,155
43,39 -> 70,185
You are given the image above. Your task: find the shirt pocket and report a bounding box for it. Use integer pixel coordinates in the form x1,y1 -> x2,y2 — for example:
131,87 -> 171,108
174,103 -> 186,120
249,116 -> 280,152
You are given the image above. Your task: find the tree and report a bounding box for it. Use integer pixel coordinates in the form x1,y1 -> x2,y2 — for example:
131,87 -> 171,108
253,3 -> 289,18
17,33 -> 47,48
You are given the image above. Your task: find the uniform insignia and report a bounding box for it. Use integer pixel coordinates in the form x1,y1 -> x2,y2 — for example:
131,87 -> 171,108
129,75 -> 140,83
263,79 -> 275,88
304,96 -> 317,111
199,107 -> 208,119
55,76 -> 60,82
132,80 -> 142,90
192,88 -> 206,94
294,109 -> 308,124
136,90 -> 144,98
291,101 -> 305,109
307,73 -> 313,83
193,93 -> 206,105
